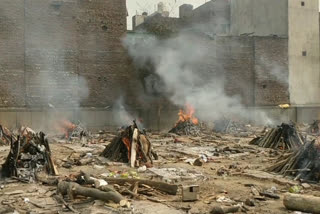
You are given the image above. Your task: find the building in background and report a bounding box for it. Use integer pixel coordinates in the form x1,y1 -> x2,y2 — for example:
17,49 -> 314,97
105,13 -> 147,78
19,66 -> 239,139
129,0 -> 320,123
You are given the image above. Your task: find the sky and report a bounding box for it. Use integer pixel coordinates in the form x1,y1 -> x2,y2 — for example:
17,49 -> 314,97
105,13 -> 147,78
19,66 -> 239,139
127,0 -> 207,30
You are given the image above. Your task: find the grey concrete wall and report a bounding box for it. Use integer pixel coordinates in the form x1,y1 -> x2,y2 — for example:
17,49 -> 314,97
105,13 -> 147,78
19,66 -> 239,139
230,0 -> 288,36
289,0 -> 320,105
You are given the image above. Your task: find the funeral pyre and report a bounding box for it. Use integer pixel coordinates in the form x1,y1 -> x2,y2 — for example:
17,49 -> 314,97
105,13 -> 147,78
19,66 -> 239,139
1,129 -> 58,181
250,123 -> 304,150
169,104 -> 201,136
55,119 -> 89,141
267,138 -> 320,183
101,121 -> 158,167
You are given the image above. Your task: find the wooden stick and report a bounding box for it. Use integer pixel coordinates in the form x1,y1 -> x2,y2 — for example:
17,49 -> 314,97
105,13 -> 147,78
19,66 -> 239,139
130,128 -> 138,168
103,178 -> 178,195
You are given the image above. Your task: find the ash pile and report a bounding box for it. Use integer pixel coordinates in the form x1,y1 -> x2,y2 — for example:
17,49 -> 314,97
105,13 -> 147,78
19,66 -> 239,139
1,129 -> 58,181
268,139 -> 320,183
213,118 -> 252,134
169,105 -> 201,136
101,120 -> 158,167
250,123 -> 304,150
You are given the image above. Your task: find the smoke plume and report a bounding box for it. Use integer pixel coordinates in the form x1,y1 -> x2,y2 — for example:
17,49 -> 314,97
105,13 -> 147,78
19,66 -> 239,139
124,33 -> 274,125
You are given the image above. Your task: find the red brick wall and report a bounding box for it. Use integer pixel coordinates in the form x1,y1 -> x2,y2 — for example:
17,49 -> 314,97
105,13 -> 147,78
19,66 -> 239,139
0,0 -> 131,108
254,37 -> 289,105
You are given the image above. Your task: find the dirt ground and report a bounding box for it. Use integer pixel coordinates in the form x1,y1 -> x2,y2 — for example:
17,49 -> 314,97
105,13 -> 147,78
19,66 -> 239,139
0,127 -> 319,214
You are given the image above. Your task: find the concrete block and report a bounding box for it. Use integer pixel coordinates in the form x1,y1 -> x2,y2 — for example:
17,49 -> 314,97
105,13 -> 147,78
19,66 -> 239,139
182,185 -> 199,202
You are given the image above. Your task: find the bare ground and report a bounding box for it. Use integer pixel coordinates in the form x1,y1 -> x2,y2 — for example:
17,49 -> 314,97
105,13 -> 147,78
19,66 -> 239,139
0,129 -> 319,214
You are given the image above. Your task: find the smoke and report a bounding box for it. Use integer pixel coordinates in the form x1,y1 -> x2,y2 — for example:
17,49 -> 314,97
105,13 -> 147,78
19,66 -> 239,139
112,97 -> 144,128
123,33 -> 274,125
257,56 -> 288,85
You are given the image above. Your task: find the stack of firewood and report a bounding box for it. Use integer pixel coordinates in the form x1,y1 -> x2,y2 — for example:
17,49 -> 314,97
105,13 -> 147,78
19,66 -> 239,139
1,130 -> 58,181
101,121 -> 157,167
267,139 -> 320,182
250,123 -> 304,150
169,121 -> 201,136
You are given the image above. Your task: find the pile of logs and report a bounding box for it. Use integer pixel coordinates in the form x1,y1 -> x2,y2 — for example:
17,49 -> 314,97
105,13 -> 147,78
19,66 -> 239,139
0,125 -> 16,145
101,120 -> 158,167
1,130 -> 58,181
249,123 -> 304,150
267,139 -> 320,182
169,121 -> 201,136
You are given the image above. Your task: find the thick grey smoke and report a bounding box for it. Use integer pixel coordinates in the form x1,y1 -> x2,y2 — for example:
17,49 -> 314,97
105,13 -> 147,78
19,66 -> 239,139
257,56 -> 288,85
112,97 -> 144,128
123,33 -> 274,125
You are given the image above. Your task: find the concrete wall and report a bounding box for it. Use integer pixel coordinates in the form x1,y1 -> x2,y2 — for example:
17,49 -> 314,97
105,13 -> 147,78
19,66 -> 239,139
230,0 -> 288,36
289,0 -> 320,105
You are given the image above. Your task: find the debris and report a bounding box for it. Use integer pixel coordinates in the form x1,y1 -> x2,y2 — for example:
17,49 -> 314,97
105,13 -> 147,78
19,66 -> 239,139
289,185 -> 302,193
301,183 -> 311,189
308,120 -> 320,134
245,198 -> 255,206
193,158 -> 204,166
182,185 -> 199,201
283,193 -> 320,214
267,139 -> 320,182
137,165 -> 147,172
250,123 -> 304,150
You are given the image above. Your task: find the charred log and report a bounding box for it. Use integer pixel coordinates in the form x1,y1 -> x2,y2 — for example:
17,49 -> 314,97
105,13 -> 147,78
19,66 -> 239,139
169,121 -> 200,136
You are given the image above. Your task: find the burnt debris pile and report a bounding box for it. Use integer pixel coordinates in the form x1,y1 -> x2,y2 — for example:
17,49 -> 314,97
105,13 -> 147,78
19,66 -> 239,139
267,139 -> 320,183
250,123 -> 304,150
308,120 -> 320,135
101,121 -> 158,167
1,131 -> 58,181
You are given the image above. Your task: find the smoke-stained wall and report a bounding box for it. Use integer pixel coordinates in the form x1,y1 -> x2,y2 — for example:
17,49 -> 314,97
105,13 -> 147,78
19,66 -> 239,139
254,37 -> 289,105
0,0 -> 25,107
0,0 -> 130,108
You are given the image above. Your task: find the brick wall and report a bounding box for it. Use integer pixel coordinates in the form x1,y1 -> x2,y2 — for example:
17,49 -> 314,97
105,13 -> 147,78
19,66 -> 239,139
254,37 -> 289,105
0,0 -> 131,108
0,0 -> 25,107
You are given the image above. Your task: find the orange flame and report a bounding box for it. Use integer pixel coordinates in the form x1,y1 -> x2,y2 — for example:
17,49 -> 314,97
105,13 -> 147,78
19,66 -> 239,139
55,119 -> 76,139
177,104 -> 199,125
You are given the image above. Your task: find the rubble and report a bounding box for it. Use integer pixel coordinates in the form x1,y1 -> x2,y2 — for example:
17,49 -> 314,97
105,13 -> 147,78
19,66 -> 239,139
250,123 -> 304,150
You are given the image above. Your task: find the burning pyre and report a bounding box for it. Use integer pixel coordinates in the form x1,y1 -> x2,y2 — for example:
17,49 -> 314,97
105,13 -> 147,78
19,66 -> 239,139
250,123 -> 304,150
1,130 -> 58,181
55,119 -> 89,140
267,139 -> 320,183
101,120 -> 158,167
169,104 -> 201,136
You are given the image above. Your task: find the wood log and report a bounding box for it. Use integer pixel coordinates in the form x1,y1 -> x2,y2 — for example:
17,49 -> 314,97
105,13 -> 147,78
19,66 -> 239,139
104,178 -> 178,195
283,193 -> 320,214
210,205 -> 240,214
130,128 -> 138,168
57,181 -> 126,204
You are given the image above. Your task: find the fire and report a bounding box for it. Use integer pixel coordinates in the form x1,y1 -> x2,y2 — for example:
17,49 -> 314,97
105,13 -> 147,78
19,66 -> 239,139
177,104 -> 199,125
55,119 -> 76,139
